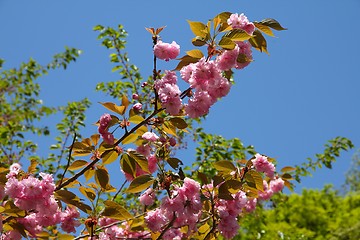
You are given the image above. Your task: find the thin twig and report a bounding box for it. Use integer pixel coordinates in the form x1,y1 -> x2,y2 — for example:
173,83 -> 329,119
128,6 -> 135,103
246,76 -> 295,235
74,213 -> 146,240
58,132 -> 77,187
112,179 -> 127,201
54,129 -> 71,175
156,212 -> 176,240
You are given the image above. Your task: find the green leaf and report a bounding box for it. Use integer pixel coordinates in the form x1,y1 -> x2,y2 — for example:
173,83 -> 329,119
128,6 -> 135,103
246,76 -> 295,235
259,18 -> 287,31
169,117 -> 188,129
213,160 -> 236,173
68,160 -> 88,171
126,174 -> 154,193
186,49 -> 204,59
95,167 -> 110,190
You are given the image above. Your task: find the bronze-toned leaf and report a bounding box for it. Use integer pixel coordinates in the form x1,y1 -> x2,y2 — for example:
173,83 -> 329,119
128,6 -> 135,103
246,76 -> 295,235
213,160 -> 236,173
245,170 -> 264,191
27,158 -> 37,174
218,36 -> 236,50
174,55 -> 200,71
129,115 -> 145,124
95,167 -> 110,190
224,29 -> 252,41
126,175 -> 154,193
120,153 -> 136,177
187,20 -> 209,38
167,157 -> 183,170
68,160 -> 88,171
249,30 -> 268,53
169,117 -> 188,129
192,36 -> 207,47
281,166 -> 296,172
259,18 -> 287,31
128,150 -> 149,173
218,181 -> 233,200
103,200 -> 133,220
90,134 -> 100,146
121,133 -> 138,145
254,22 -> 275,37
102,150 -> 119,165
84,168 -> 95,182
79,186 -> 96,202
186,49 -> 204,59
99,102 -> 126,115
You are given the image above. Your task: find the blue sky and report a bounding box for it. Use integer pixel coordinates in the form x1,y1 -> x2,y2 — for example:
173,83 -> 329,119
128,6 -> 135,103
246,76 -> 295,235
1,0 -> 359,192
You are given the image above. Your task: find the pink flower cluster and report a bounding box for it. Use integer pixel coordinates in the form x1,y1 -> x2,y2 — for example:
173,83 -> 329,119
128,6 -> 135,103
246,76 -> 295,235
258,178 -> 285,201
97,217 -> 149,239
181,58 -> 232,118
139,188 -> 156,206
216,190 -> 248,239
154,41 -> 180,61
122,133 -> 161,181
154,70 -> 182,115
2,164 -> 80,239
227,13 -> 255,35
252,153 -> 275,178
216,41 -> 252,71
98,113 -> 115,144
144,178 -> 202,239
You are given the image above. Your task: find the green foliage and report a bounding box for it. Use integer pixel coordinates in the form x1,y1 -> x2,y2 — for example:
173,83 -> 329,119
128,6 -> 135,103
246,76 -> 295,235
294,137 -> 354,182
94,25 -> 144,103
344,150 -> 360,192
0,48 -> 81,167
237,186 -> 360,240
189,127 -> 256,178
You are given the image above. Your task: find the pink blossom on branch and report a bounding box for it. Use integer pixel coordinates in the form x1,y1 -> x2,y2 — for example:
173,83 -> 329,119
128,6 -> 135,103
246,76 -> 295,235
154,71 -> 183,115
142,131 -> 159,142
154,41 -> 180,61
98,113 -> 115,144
227,13 -> 255,35
251,153 -> 275,178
